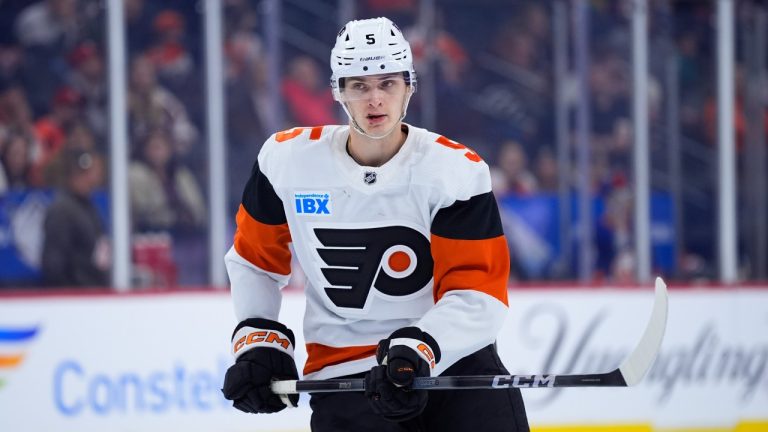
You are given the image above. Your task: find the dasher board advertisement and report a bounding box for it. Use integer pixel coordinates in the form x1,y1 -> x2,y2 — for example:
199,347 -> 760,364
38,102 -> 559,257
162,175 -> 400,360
0,287 -> 766,431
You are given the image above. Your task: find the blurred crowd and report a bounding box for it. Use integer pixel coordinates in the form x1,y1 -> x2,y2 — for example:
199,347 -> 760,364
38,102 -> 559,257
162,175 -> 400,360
1,0 -> 208,287
1,0 -> 766,289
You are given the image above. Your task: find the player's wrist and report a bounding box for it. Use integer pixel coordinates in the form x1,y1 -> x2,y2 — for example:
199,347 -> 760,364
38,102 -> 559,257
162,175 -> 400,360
231,318 -> 296,360
377,327 -> 441,373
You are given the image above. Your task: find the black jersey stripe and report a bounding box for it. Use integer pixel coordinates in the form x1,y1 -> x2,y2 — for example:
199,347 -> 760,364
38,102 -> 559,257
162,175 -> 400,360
241,161 -> 286,225
431,192 -> 503,240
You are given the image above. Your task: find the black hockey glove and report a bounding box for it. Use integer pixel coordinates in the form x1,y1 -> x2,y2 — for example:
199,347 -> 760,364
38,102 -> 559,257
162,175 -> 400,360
222,318 -> 299,414
364,327 -> 441,422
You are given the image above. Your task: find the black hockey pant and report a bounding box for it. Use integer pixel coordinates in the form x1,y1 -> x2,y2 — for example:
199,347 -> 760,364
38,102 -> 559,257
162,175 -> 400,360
309,344 -> 529,432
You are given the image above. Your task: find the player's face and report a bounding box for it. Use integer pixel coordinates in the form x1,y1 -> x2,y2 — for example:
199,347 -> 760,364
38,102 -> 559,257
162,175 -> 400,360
341,73 -> 409,134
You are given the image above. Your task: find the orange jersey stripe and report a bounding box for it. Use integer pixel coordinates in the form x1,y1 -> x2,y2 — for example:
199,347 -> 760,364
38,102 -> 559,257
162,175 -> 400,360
304,343 -> 377,376
234,205 -> 292,275
430,234 -> 509,305
0,354 -> 23,368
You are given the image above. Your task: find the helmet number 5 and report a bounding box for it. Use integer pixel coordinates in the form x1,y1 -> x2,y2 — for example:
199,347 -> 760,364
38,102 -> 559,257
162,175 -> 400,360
366,34 -> 375,45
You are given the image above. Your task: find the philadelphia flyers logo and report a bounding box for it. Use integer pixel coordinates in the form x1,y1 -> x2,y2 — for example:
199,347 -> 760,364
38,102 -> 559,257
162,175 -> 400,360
314,226 -> 433,309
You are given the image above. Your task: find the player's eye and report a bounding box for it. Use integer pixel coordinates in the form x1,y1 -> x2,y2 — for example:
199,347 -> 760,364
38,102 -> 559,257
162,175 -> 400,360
380,80 -> 395,89
350,82 -> 368,91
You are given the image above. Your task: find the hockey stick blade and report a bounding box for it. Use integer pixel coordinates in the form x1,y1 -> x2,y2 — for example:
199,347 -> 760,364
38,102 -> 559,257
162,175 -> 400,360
617,276 -> 668,385
271,277 -> 668,394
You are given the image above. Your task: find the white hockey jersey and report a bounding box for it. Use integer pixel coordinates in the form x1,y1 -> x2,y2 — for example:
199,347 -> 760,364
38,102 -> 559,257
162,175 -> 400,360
225,124 -> 510,379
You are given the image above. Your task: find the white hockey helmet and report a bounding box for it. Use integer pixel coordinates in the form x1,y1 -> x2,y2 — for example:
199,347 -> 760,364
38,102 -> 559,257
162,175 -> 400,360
330,17 -> 417,101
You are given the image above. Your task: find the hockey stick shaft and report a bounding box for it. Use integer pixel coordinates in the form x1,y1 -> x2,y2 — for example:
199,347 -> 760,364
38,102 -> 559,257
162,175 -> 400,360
271,370 -> 627,394
271,277 -> 668,395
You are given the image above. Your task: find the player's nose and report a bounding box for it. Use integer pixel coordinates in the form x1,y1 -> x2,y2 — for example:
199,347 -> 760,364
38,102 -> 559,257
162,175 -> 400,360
367,88 -> 385,106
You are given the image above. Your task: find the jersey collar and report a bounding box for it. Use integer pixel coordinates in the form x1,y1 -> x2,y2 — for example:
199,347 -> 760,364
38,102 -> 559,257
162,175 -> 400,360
333,123 -> 417,191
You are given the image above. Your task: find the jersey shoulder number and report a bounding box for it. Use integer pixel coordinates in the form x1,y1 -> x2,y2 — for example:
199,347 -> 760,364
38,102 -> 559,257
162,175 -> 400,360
274,126 -> 325,143
433,135 -> 482,162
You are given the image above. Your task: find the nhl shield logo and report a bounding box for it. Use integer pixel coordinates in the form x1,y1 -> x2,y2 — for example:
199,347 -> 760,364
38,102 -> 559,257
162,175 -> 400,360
363,171 -> 377,185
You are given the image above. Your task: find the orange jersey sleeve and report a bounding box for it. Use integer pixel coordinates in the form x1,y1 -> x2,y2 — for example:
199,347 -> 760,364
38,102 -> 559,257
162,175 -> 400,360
430,191 -> 509,305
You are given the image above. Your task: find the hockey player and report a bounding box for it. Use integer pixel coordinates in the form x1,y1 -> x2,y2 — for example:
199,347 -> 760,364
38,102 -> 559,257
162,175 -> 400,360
221,17 -> 529,431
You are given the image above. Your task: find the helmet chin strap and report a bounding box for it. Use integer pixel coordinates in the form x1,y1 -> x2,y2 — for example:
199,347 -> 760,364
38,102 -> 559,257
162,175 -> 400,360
342,90 -> 413,140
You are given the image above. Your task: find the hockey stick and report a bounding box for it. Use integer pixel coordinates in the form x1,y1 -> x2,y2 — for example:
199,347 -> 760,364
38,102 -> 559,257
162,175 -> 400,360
271,277 -> 668,394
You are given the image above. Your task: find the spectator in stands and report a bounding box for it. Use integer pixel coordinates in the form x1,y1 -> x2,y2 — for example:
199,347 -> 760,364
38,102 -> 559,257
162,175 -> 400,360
41,148 -> 109,287
497,140 -> 538,196
0,41 -> 24,85
31,86 -> 82,186
521,3 -> 550,49
222,0 -> 267,137
123,0 -> 157,58
43,120 -> 97,188
64,120 -> 97,152
281,55 -> 338,126
0,84 -> 37,143
224,18 -> 263,84
495,141 -> 552,280
146,10 -> 196,98
129,128 -> 206,231
596,172 -> 634,281
128,54 -> 198,158
534,147 -> 559,194
223,0 -> 263,95
14,0 -> 81,50
67,41 -> 107,141
589,50 -> 632,170
676,29 -> 711,141
13,0 -> 89,117
125,0 -> 157,56
0,130 -> 34,193
703,65 -> 768,151
129,128 -> 206,284
225,59 -> 269,214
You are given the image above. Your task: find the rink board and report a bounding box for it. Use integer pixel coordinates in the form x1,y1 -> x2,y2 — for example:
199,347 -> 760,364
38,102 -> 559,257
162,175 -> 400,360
0,287 -> 766,432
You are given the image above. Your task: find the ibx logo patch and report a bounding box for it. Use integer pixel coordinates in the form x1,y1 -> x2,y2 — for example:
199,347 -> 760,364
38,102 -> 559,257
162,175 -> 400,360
295,192 -> 332,215
0,326 -> 39,391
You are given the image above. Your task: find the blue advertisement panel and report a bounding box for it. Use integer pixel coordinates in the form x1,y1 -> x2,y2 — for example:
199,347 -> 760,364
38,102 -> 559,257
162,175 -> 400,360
498,192 -> 675,280
0,190 -> 55,284
0,190 -> 108,286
